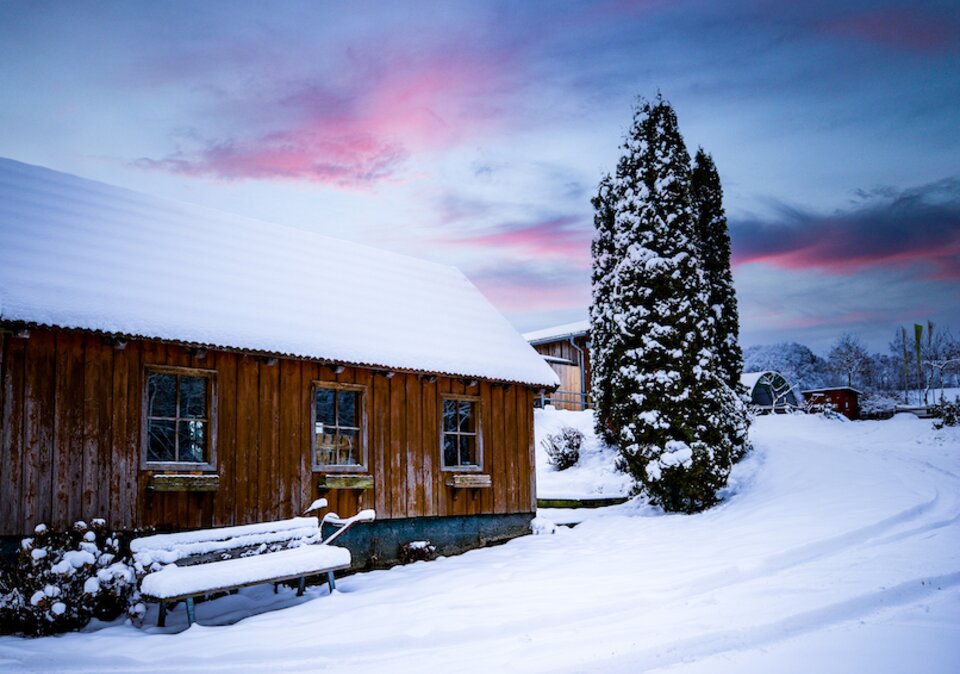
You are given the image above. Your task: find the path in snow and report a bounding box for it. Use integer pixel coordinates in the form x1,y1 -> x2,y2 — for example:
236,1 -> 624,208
1,414 -> 958,673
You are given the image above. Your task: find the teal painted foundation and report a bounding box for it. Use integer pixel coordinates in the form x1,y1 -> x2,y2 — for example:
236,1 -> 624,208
327,512 -> 535,569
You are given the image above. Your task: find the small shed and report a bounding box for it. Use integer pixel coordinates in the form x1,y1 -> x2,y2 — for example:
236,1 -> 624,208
0,158 -> 559,565
740,371 -> 800,413
802,387 -> 861,420
523,320 -> 591,410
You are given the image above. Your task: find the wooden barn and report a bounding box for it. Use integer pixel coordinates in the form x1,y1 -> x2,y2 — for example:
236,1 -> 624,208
0,158 -> 559,565
523,321 -> 591,410
802,387 -> 861,420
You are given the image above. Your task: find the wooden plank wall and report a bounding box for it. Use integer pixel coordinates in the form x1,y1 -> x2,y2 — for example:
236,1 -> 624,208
533,336 -> 591,395
0,328 -> 537,535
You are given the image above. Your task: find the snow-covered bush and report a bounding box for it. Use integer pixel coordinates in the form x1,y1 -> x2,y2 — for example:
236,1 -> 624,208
530,517 -> 557,535
398,540 -> 437,565
860,392 -> 901,419
542,426 -> 584,470
0,520 -> 139,636
932,398 -> 960,429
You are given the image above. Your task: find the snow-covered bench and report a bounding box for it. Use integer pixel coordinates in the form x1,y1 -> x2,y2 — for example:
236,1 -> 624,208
132,503 -> 375,626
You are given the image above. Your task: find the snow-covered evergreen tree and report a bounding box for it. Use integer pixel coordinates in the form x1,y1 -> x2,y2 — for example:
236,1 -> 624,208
691,150 -> 743,391
594,94 -> 740,513
589,174 -> 619,445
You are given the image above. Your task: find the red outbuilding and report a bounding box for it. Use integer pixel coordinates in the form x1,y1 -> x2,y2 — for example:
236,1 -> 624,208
802,387 -> 861,420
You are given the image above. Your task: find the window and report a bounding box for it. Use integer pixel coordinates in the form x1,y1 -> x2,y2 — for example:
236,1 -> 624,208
313,383 -> 366,471
441,395 -> 481,470
144,368 -> 215,467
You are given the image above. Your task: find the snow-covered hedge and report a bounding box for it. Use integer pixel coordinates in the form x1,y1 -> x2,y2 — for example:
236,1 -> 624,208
541,427 -> 583,471
932,398 -> 960,429
0,520 -> 142,636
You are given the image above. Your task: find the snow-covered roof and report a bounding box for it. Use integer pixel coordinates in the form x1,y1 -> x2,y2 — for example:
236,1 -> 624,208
0,158 -> 559,388
801,387 -> 862,395
523,319 -> 590,344
739,372 -> 771,390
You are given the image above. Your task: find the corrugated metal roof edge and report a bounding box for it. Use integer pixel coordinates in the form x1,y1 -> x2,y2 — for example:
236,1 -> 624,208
525,328 -> 590,346
0,319 -> 560,390
801,387 -> 863,395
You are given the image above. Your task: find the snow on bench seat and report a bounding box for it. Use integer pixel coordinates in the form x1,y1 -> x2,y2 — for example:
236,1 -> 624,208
131,517 -> 321,569
140,544 -> 351,601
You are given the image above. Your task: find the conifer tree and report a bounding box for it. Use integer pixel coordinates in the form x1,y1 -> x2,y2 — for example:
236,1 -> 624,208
591,94 -> 741,512
691,150 -> 743,393
589,174 -> 619,445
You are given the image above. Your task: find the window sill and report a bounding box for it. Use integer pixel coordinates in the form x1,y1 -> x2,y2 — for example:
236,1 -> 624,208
317,474 -> 375,490
445,473 -> 492,489
147,473 -> 220,492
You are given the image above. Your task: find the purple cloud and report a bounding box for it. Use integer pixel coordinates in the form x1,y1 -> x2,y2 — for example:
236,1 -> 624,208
819,7 -> 960,54
731,179 -> 960,281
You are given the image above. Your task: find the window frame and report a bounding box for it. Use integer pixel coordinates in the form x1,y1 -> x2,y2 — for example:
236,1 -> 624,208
141,365 -> 218,472
439,393 -> 483,472
311,381 -> 369,473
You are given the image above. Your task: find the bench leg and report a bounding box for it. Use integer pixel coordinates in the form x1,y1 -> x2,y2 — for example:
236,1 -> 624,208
158,602 -> 167,628
327,571 -> 336,593
185,598 -> 196,626
297,576 -> 306,597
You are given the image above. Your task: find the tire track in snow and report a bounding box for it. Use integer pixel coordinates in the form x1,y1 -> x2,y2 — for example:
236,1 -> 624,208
678,492 -> 943,597
587,572 -> 960,674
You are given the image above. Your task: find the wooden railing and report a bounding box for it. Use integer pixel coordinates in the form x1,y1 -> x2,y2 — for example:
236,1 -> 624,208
534,389 -> 592,411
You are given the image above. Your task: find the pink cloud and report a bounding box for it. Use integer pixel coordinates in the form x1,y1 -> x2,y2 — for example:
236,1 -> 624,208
820,8 -> 960,54
136,47 -> 517,187
436,216 -> 593,265
734,241 -> 960,280
471,266 -> 591,314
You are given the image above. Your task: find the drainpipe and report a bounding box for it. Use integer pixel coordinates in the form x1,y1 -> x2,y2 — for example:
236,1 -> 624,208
568,337 -> 586,408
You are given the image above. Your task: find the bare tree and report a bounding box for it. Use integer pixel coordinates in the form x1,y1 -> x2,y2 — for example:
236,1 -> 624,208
922,327 -> 960,403
828,333 -> 870,388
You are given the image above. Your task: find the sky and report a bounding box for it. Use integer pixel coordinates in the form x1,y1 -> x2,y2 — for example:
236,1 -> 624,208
0,0 -> 958,354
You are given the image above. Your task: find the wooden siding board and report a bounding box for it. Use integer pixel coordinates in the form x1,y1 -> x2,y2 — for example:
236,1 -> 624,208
214,351 -> 237,526
278,357 -> 298,519
64,334 -> 85,525
503,384 -> 519,513
236,356 -> 259,525
81,334 -> 102,520
436,377 -> 452,516
525,390 -> 537,511
107,342 -> 133,529
259,360 -> 280,521
405,373 -> 423,517
517,388 -> 536,512
389,373 -> 405,517
300,362 -> 316,515
420,375 -> 437,517
123,341 -> 142,529
96,342 -> 114,528
491,384 -> 506,515
1,335 -> 25,533
23,330 -> 56,529
372,372 -> 390,518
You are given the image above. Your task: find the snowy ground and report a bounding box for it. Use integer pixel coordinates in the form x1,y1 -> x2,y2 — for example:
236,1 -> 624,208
2,414 -> 959,673
534,406 -> 631,500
